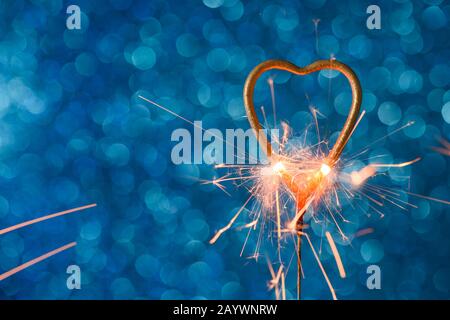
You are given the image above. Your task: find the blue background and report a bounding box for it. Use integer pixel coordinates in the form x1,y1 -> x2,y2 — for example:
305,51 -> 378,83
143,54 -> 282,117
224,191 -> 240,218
0,0 -> 449,299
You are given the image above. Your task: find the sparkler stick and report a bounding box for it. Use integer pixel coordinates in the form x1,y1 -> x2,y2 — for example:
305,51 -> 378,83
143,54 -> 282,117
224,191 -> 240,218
243,59 -> 362,299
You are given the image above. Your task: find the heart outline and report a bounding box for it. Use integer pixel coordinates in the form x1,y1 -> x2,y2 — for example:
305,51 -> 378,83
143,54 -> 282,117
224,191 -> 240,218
243,59 -> 362,165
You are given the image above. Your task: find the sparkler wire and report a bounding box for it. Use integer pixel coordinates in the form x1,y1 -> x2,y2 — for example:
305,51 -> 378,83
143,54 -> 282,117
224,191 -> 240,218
243,59 -> 362,163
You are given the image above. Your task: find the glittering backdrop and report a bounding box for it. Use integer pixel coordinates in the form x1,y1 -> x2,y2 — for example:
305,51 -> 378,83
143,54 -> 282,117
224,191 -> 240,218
0,0 -> 449,300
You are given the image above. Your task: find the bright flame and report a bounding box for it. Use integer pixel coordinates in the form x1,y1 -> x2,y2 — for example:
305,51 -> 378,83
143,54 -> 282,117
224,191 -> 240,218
320,163 -> 331,176
272,161 -> 286,175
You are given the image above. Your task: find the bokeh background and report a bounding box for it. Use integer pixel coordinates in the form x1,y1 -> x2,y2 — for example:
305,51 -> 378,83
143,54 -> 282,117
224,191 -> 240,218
0,0 -> 449,299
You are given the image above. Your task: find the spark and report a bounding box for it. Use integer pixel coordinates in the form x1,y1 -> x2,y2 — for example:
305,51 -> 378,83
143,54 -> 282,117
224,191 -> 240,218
432,137 -> 450,156
350,166 -> 377,186
312,19 -> 320,53
370,157 -> 421,168
300,231 -> 337,300
341,110 -> 366,150
354,228 -> 374,238
348,121 -> 415,159
138,95 -> 258,164
399,191 -> 450,206
268,77 -> 277,128
200,175 -> 234,196
348,158 -> 421,187
0,203 -> 97,236
0,242 -> 77,281
237,219 -> 258,230
275,189 -> 282,248
267,259 -> 284,300
209,195 -> 253,244
325,231 -> 346,278
320,163 -> 331,176
309,106 -> 322,144
288,197 -> 314,231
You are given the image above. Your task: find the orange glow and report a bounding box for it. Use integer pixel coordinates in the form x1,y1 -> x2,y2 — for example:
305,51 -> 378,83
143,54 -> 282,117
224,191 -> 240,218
351,166 -> 377,186
272,161 -> 286,175
300,231 -> 337,300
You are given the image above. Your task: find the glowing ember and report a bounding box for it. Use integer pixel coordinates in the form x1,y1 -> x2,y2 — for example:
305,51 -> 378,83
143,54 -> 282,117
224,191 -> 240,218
272,161 -> 286,175
320,163 -> 331,176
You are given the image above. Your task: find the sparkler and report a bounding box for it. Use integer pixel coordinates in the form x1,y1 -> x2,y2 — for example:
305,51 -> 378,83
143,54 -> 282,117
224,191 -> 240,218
243,59 -> 362,298
139,60 -> 450,300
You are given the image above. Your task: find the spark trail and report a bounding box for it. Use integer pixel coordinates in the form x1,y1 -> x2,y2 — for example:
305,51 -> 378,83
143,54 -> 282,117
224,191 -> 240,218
0,242 -> 77,281
0,203 -> 97,236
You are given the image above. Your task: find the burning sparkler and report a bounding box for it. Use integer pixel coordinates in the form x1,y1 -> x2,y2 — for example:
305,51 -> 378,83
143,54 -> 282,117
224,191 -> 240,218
138,59 -> 450,301
243,59 -> 362,299
205,59 -> 449,300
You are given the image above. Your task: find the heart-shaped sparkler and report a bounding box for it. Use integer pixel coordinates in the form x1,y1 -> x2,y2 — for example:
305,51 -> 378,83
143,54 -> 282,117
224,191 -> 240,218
244,59 -> 362,211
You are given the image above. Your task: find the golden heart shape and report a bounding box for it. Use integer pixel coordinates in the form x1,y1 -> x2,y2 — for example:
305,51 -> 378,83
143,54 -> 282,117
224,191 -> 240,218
243,59 -> 362,211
